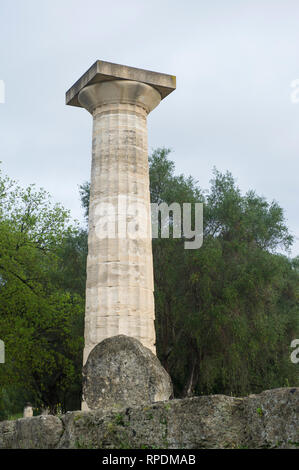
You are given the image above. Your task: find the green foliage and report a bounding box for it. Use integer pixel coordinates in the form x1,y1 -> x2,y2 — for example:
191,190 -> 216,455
0,168 -> 84,417
149,149 -> 298,397
256,407 -> 263,416
79,181 -> 90,221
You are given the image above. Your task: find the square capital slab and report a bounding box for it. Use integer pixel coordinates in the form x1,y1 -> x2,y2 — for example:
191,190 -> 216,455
66,60 -> 176,107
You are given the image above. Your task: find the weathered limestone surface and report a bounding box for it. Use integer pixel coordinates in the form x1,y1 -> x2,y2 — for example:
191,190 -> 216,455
0,388 -> 298,449
80,81 -> 159,364
66,59 -> 176,107
82,335 -> 173,411
0,415 -> 63,449
243,387 -> 299,448
66,63 -> 175,369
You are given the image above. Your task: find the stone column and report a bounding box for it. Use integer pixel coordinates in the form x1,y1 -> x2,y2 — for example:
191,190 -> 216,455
66,61 -> 176,366
23,403 -> 33,418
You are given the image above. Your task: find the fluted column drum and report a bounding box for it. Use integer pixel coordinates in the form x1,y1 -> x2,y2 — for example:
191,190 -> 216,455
78,80 -> 161,364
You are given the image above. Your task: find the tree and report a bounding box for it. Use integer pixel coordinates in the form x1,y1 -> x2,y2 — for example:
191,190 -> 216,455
0,169 -> 84,416
150,149 -> 298,396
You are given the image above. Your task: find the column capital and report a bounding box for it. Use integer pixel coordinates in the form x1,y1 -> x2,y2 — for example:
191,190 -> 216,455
77,80 -> 161,115
66,59 -> 176,108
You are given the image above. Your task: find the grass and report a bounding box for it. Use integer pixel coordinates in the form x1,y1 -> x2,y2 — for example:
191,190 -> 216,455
7,412 -> 23,421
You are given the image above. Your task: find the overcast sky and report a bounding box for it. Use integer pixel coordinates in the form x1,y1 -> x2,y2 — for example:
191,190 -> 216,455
0,0 -> 298,256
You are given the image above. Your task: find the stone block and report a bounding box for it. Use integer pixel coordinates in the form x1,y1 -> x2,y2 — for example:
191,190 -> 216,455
82,335 -> 173,411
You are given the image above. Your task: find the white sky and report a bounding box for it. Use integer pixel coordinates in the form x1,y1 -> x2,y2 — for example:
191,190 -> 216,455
0,0 -> 298,256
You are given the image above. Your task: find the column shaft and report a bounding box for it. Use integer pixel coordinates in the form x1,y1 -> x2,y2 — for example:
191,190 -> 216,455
83,99 -> 156,363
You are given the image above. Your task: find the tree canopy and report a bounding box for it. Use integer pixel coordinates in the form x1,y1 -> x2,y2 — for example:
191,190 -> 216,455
0,170 -> 85,416
149,149 -> 298,396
